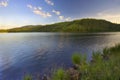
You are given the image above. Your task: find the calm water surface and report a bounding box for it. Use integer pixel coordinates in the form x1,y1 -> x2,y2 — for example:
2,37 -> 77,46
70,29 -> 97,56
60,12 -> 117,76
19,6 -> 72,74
0,32 -> 120,80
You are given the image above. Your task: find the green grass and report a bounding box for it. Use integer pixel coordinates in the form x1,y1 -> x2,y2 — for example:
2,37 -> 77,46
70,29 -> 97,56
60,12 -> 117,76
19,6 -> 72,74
72,53 -> 82,65
71,45 -> 120,80
24,44 -> 120,80
52,68 -> 70,80
23,75 -> 32,80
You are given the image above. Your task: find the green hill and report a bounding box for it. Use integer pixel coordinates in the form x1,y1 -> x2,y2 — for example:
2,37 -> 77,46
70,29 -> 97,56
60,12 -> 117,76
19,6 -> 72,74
2,18 -> 120,32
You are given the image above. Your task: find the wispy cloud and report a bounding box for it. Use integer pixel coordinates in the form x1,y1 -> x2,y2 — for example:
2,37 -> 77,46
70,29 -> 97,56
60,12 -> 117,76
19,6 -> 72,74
27,4 -> 52,18
52,9 -> 71,21
27,4 -> 32,9
45,0 -> 54,6
59,15 -> 71,21
52,9 -> 60,15
0,0 -> 8,7
44,0 -> 71,21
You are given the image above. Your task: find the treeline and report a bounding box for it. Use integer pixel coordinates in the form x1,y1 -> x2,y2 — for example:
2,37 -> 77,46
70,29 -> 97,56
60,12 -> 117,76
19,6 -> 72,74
0,29 -> 8,32
1,18 -> 120,32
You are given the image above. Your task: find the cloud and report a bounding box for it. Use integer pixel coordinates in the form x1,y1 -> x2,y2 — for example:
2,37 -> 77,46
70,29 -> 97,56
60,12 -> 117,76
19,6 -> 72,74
27,4 -> 32,9
45,0 -> 54,6
33,10 -> 52,18
59,15 -> 71,21
94,9 -> 120,23
0,0 -> 8,7
65,17 -> 71,21
52,9 -> 61,15
58,15 -> 71,21
59,16 -> 64,20
27,4 -> 52,18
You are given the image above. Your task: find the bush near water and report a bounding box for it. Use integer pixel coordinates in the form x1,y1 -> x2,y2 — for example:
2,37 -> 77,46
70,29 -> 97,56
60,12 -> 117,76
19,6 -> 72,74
24,44 -> 120,80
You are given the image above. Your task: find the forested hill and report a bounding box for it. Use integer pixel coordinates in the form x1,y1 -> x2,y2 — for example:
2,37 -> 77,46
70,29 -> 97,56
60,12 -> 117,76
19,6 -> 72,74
2,19 -> 120,32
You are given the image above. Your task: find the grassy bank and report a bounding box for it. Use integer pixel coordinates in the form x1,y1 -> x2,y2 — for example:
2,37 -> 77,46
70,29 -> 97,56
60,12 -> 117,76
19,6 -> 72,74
24,44 -> 120,80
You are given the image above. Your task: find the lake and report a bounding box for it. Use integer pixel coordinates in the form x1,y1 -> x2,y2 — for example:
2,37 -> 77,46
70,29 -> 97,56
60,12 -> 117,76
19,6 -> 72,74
0,32 -> 120,80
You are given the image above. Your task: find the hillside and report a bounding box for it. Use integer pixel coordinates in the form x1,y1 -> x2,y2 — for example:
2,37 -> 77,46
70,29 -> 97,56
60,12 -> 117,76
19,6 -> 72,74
2,18 -> 120,32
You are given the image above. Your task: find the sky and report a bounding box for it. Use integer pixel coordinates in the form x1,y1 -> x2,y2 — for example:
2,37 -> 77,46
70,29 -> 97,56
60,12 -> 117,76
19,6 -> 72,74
0,0 -> 120,29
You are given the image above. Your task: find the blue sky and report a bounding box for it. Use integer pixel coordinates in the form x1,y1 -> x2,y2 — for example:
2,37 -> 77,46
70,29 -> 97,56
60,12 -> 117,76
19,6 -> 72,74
0,0 -> 120,28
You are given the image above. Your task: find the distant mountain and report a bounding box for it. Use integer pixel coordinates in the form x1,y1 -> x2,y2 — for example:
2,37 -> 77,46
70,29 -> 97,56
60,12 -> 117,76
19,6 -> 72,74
1,18 -> 120,32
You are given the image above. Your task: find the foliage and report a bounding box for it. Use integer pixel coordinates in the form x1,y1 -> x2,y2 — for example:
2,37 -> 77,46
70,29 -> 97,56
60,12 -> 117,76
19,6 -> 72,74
52,44 -> 120,80
23,44 -> 120,80
24,75 -> 32,80
71,45 -> 120,80
52,68 -> 70,80
72,53 -> 86,65
72,53 -> 81,65
1,18 -> 120,32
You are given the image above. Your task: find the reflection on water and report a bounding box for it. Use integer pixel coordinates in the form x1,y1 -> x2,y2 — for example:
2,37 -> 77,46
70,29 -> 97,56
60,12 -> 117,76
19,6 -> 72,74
0,32 -> 120,80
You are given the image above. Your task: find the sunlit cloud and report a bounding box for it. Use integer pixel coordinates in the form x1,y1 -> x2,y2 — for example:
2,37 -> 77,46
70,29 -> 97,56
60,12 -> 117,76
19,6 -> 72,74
59,16 -> 64,20
27,4 -> 52,18
0,0 -> 8,7
65,17 -> 71,21
52,9 -> 61,16
94,9 -> 120,23
58,16 -> 71,21
45,0 -> 54,6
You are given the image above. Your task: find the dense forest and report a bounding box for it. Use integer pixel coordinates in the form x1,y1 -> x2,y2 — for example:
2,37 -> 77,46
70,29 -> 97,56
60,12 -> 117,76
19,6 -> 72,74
1,18 -> 120,32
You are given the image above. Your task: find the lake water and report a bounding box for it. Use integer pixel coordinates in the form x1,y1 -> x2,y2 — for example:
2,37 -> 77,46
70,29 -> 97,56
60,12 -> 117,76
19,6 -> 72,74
0,32 -> 120,80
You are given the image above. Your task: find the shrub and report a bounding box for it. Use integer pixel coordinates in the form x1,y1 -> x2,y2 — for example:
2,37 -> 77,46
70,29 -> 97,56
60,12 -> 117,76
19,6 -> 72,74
52,68 -> 69,80
24,75 -> 32,80
72,53 -> 81,65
